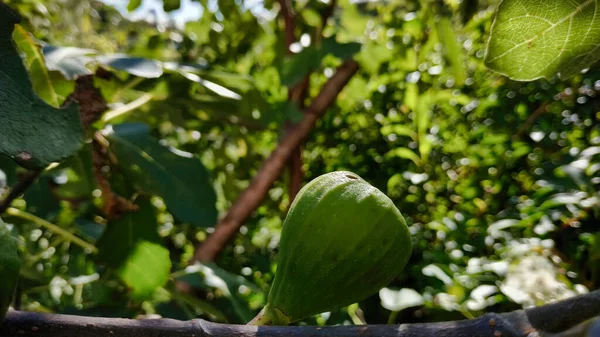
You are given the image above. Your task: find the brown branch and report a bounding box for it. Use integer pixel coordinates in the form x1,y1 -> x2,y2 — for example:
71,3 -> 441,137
2,290 -> 600,337
193,60 -> 359,263
280,0 -> 338,202
0,170 -> 42,214
514,102 -> 549,140
277,0 -> 296,51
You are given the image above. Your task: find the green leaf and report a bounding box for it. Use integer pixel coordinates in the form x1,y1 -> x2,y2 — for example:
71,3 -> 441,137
43,45 -> 95,80
175,263 -> 262,323
436,18 -> 466,86
95,54 -> 163,78
97,199 -> 170,299
97,198 -> 160,268
104,123 -> 217,227
51,144 -> 96,200
163,0 -> 181,11
322,36 -> 362,60
119,241 -> 171,299
280,47 -> 321,87
0,220 -> 20,323
0,6 -> 84,169
380,125 -> 417,140
127,0 -> 142,11
0,155 -> 18,192
13,25 -> 59,107
385,147 -> 422,166
485,0 -> 600,80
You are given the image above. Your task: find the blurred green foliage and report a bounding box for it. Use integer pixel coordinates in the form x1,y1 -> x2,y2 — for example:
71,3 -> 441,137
0,0 -> 599,326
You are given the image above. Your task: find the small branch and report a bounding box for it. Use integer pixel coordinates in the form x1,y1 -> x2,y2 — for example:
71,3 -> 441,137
2,290 -> 600,337
277,0 -> 296,51
0,170 -> 42,214
4,207 -> 98,253
102,93 -> 154,123
513,102 -> 549,139
316,0 -> 337,45
193,60 -> 359,263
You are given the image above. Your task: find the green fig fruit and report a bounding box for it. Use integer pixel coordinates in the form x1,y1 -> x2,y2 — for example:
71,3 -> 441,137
0,220 -> 20,323
253,171 -> 412,325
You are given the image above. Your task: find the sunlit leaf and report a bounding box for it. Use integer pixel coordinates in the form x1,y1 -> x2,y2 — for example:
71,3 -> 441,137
485,0 -> 600,80
385,147 -> 422,166
436,18 -> 466,86
127,0 -> 142,11
13,25 -> 59,107
118,241 -> 170,299
95,54 -> 163,78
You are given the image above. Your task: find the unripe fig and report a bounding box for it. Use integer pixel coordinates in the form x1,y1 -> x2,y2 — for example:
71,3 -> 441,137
0,222 -> 20,323
253,171 -> 412,325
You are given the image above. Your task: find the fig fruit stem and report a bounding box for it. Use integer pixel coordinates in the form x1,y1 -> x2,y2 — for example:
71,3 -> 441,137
247,308 -> 270,326
247,306 -> 290,326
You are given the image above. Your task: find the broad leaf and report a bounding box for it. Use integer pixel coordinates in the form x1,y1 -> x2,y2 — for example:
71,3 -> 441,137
175,263 -> 262,323
51,145 -> 96,200
97,199 -> 170,299
0,155 -> 18,193
280,46 -> 321,87
119,241 -> 170,299
485,0 -> 600,80
97,198 -> 161,268
13,25 -> 59,107
43,45 -> 95,80
322,36 -> 362,60
0,220 -> 20,323
0,6 -> 83,169
44,46 -> 163,79
95,54 -> 163,78
104,123 -> 217,227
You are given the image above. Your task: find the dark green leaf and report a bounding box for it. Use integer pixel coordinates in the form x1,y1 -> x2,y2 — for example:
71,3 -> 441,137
0,6 -> 84,169
163,0 -> 181,11
97,199 -> 170,299
51,144 -> 96,200
322,36 -> 362,60
0,221 -> 20,323
97,198 -> 160,268
0,155 -> 18,192
175,263 -> 262,323
104,123 -> 217,227
280,46 -> 321,87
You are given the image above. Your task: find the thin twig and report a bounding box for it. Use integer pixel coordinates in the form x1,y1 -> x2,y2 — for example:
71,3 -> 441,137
0,170 -> 42,214
102,93 -> 154,123
4,207 -> 98,253
1,290 -> 600,337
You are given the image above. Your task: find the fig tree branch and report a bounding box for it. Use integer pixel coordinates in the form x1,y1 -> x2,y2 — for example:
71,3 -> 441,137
2,289 -> 599,337
193,59 -> 359,263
